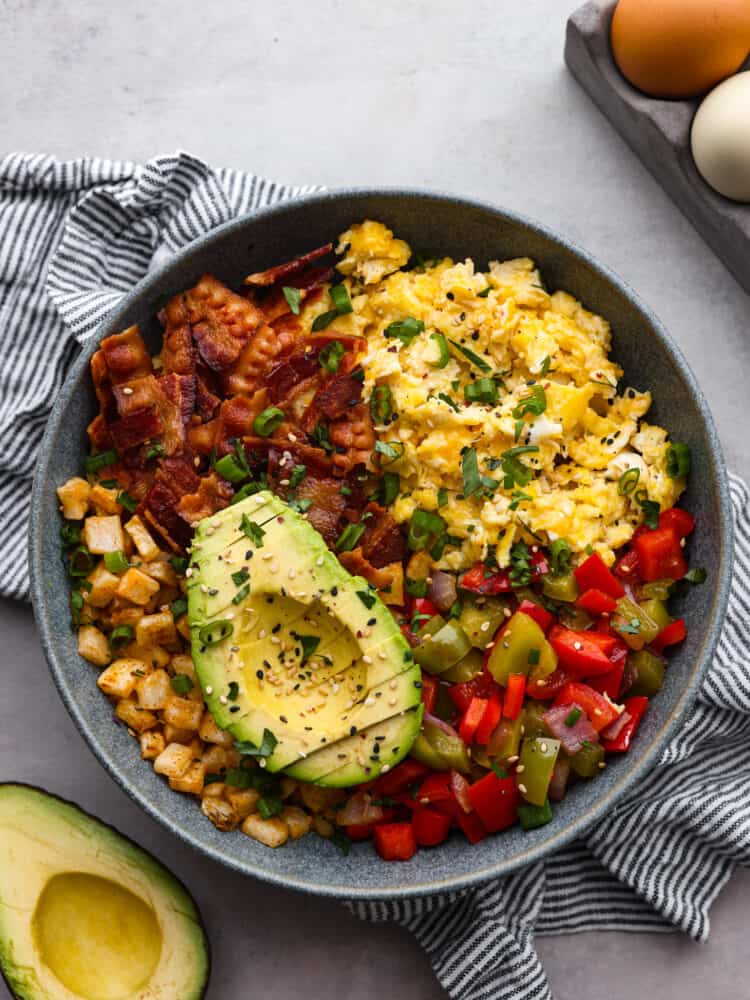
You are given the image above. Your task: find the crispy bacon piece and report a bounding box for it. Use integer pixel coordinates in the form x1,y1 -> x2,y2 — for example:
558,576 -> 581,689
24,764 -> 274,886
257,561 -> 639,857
360,503 -> 407,568
214,393 -> 267,456
303,374 -> 363,428
98,326 -> 153,384
141,456 -> 201,551
266,352 -> 322,403
258,268 -> 335,322
109,407 -> 163,451
223,321 -> 297,396
195,376 -> 221,420
160,295 -> 195,376
181,275 -> 265,372
289,474 -> 348,546
338,547 -> 398,591
329,402 -> 375,476
110,373 -> 195,455
176,473 -> 233,525
253,439 -> 335,477
244,244 -> 333,287
87,413 -> 111,451
158,373 -> 196,451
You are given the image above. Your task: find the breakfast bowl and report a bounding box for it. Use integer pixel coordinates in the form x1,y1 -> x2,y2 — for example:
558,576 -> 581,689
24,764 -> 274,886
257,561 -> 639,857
30,189 -> 733,899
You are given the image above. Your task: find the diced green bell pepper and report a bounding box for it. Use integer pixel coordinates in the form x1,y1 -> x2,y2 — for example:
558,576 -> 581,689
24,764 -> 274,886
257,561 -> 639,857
413,620 -> 472,674
488,714 -> 523,761
569,741 -> 604,778
486,612 -> 557,687
639,579 -> 674,601
628,649 -> 665,697
459,597 -> 511,648
418,615 -> 445,638
522,701 -> 550,740
440,648 -> 484,683
517,737 -> 560,806
542,573 -> 579,603
557,604 -> 592,631
410,717 -> 471,772
638,597 -> 672,632
432,683 -> 458,721
518,798 -> 553,831
612,597 -> 660,650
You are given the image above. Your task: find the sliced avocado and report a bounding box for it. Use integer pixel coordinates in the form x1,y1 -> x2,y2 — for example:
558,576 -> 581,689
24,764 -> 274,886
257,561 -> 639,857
188,491 -> 421,785
0,783 -> 209,1000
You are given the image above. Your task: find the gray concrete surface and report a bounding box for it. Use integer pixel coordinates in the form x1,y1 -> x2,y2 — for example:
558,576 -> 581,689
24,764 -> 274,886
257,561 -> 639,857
1,0 -> 748,997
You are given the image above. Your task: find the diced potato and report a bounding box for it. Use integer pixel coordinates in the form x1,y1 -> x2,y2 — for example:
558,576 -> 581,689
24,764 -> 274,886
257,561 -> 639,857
57,477 -> 90,520
116,567 -> 160,606
136,611 -> 176,648
241,814 -> 288,848
153,742 -> 193,779
77,625 -> 111,666
86,562 -> 121,608
163,695 -> 203,731
89,484 -> 122,516
280,777 -> 298,800
142,560 -> 178,587
124,515 -> 161,561
380,561 -> 404,607
171,653 -> 197,679
201,781 -> 225,799
83,515 -> 125,555
139,729 -> 166,760
298,784 -> 346,814
169,761 -> 206,796
126,644 -> 171,668
199,712 -> 234,747
407,550 -> 432,581
114,699 -> 158,733
312,815 -> 334,838
110,606 -> 144,628
176,615 -> 191,641
226,787 -> 260,820
97,658 -> 149,699
201,797 -> 239,831
162,723 -> 195,745
282,805 -> 313,841
201,745 -> 229,773
135,668 -> 171,710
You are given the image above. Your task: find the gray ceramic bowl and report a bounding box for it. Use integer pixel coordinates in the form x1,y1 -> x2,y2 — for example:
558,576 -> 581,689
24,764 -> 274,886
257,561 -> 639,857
30,190 -> 733,899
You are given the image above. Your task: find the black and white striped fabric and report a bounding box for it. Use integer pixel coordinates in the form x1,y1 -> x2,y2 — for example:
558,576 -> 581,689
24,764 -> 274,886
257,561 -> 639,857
1,151 -> 749,1000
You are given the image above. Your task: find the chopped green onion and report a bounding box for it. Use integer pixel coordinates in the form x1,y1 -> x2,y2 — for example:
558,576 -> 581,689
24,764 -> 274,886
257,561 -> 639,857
170,674 -> 193,695
528,647 -> 541,666
448,339 -> 491,373
289,464 -> 307,489
540,355 -> 552,377
253,407 -> 285,437
170,597 -> 188,618
231,569 -> 249,586
68,546 -> 95,578
224,768 -> 253,789
436,392 -> 459,412
464,378 -> 498,405
462,446 -> 498,498
60,523 -> 82,548
564,707 -> 582,727
373,471 -> 400,506
336,522 -> 366,552
215,452 -> 249,483
170,556 -> 188,573
477,285 -> 493,298
512,385 -> 547,419
549,538 -> 572,576
145,440 -> 165,459
372,440 -> 404,466
311,309 -> 338,331
370,385 -> 393,424
109,625 -> 134,651
198,620 -> 234,645
331,829 -> 352,855
636,489 -> 660,530
407,510 -> 446,551
405,577 -> 428,597
103,551 -> 129,573
384,316 -> 425,346
310,423 -> 333,453
232,583 -> 250,605
231,481 -> 263,504
235,728 -> 278,758
357,590 -> 377,609
666,443 -> 691,478
618,467 -> 640,495
430,332 -> 450,369
258,795 -> 283,819
288,497 -> 312,513
318,340 -> 345,373
685,567 -> 707,584
116,491 -> 137,513
329,284 -> 353,315
85,449 -> 118,473
491,761 -> 508,779
298,635 -> 320,662
283,286 -> 302,315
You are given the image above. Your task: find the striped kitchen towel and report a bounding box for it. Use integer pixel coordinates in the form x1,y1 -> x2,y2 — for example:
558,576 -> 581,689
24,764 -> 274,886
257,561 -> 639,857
1,151 -> 749,1000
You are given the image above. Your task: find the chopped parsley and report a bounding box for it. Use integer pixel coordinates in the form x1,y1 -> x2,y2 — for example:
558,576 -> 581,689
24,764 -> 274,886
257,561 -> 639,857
357,590 -> 377,609
289,464 -> 307,489
170,674 -> 193,695
666,443 -> 691,478
298,635 -> 321,663
240,514 -> 266,547
283,286 -> 302,315
235,728 -> 278,758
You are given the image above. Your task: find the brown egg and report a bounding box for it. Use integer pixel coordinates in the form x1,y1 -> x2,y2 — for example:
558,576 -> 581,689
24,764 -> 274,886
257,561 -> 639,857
611,0 -> 750,99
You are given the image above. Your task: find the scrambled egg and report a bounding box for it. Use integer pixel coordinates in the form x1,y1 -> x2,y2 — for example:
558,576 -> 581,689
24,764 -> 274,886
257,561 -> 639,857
305,220 -> 685,570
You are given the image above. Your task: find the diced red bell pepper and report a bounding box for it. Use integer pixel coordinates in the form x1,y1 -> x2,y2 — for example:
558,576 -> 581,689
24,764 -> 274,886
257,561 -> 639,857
412,596 -> 439,618
475,690 -> 503,745
420,674 -> 439,715
588,643 -> 628,701
518,599 -> 555,634
530,550 -> 550,577
633,528 -> 688,582
553,681 -> 621,731
526,666 -> 570,700
372,759 -> 429,798
373,822 -> 417,861
548,626 -> 616,677
466,770 -> 520,833
614,549 -> 640,581
574,553 -> 625,599
503,673 -> 526,720
576,588 -> 618,615
458,696 -> 488,745
416,773 -> 460,816
581,630 -> 620,655
658,508 -> 695,539
651,617 -> 687,653
459,563 -> 512,595
412,806 -> 453,847
347,824 -> 375,840
602,696 -> 649,752
448,671 -> 497,713
455,809 -> 487,844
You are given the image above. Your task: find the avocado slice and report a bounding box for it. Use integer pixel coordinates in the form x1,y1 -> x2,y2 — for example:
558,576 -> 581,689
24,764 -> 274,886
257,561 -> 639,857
188,491 -> 421,785
0,783 -> 209,1000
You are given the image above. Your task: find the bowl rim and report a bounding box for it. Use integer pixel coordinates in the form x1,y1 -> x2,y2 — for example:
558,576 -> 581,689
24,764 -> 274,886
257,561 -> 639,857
30,186 -> 734,899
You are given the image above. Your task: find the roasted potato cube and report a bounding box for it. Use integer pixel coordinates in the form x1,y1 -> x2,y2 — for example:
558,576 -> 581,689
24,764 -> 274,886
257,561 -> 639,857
97,658 -> 149,699
77,625 -> 111,666
200,744 -> 230,773
163,695 -> 203,731
162,723 -> 195,745
143,560 -> 178,587
126,644 -> 171,669
110,605 -> 144,628
298,783 -> 346,813
176,614 -> 191,641
201,797 -> 239,831
198,712 -> 234,747
114,698 -> 157,733
380,561 -> 404,607
201,780 -> 225,799
135,611 -> 176,647
282,805 -> 313,841
57,477 -> 90,520
169,760 -> 206,796
312,815 -> 334,838
135,668 -> 171,710
153,742 -> 193,778
226,787 -> 260,820
241,814 -> 288,848
83,515 -> 125,555
124,514 -> 161,561
170,653 -> 196,678
139,729 -> 166,760
86,562 -> 121,608
89,484 -> 122,516
280,777 -> 298,800
116,567 -> 160,606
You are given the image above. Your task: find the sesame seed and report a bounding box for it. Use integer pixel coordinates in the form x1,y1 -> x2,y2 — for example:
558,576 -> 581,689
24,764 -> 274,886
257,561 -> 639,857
362,655 -> 372,664
363,627 -> 371,638
200,584 -> 209,594
516,764 -> 525,774
262,552 -> 273,561
259,629 -> 267,639
378,651 -> 387,660
185,568 -> 193,578
121,386 -> 134,395
316,556 -> 325,566
518,783 -> 528,795
598,762 -> 606,769
205,686 -> 213,694
573,641 -> 582,651
288,568 -> 296,580
507,755 -> 519,764
288,432 -> 297,442
219,695 -> 228,705
503,607 -> 512,618
270,561 -> 279,573
540,742 -> 548,753
381,764 -> 390,773
388,697 -> 397,706
480,621 -> 490,632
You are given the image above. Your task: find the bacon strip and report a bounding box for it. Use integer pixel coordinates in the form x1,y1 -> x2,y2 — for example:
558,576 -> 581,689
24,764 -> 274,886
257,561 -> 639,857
99,326 -> 153,384
176,473 -> 233,525
360,503 -> 407,568
329,402 -> 375,476
109,407 -> 163,451
244,244 -> 333,287
182,275 -> 265,372
223,321 -> 297,396
338,548 -> 398,591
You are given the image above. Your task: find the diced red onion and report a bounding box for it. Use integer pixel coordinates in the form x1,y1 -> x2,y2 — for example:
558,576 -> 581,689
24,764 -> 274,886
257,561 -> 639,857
449,770 -> 473,814
543,702 -> 599,756
428,571 -> 458,613
335,791 -> 384,827
619,658 -> 638,697
601,710 -> 632,742
423,713 -> 460,740
486,717 -> 515,758
548,758 -> 571,802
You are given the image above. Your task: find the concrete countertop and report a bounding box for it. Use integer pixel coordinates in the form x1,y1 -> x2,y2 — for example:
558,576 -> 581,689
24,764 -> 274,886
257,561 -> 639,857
2,1 -> 748,997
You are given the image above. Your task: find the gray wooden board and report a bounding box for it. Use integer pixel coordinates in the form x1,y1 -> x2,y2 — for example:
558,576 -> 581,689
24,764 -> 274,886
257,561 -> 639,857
565,1 -> 750,295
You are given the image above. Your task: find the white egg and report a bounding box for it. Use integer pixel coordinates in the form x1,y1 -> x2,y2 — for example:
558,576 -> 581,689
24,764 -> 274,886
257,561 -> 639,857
691,72 -> 750,203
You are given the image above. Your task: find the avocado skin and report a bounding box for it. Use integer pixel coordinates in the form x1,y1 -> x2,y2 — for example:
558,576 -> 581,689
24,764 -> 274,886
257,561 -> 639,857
0,782 -> 210,1000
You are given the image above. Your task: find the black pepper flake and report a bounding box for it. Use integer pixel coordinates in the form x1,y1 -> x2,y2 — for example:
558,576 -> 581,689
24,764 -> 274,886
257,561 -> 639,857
331,586 -> 339,596
471,331 -> 479,341
414,680 -> 423,689
304,726 -> 313,731
281,587 -> 287,597
229,706 -> 240,713
245,550 -> 253,559
266,596 -> 274,604
263,660 -> 272,669
272,623 -> 281,634
256,669 -> 264,679
338,753 -> 347,759
446,292 -> 454,300
280,715 -> 288,723
356,684 -> 364,692
350,726 -> 358,736
367,617 -> 376,626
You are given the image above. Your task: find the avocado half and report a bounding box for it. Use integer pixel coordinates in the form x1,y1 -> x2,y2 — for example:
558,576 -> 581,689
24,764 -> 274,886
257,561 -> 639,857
187,491 -> 423,786
0,783 -> 209,1000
